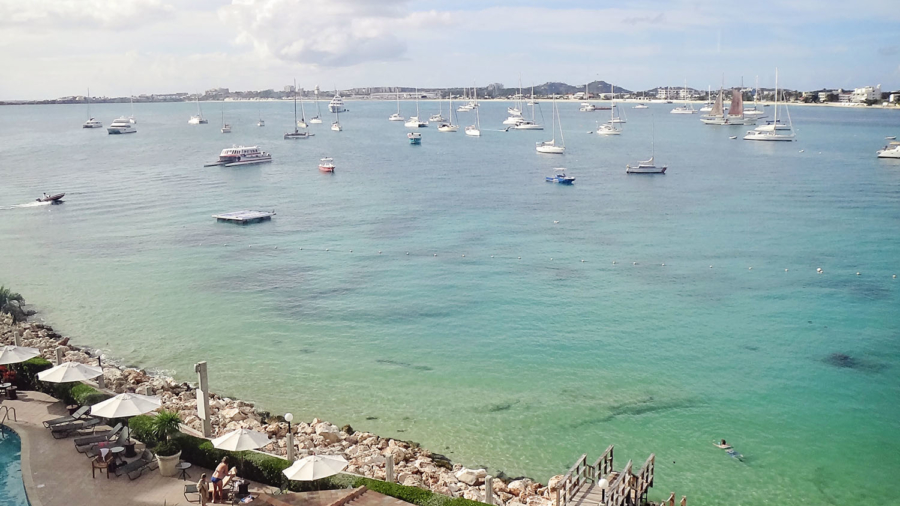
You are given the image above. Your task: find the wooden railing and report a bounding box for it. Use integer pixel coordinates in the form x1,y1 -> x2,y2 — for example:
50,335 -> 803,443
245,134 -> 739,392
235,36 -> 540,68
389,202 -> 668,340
558,453 -> 588,506
606,460 -> 634,506
592,445 -> 615,481
663,492 -> 687,506
634,454 -> 655,504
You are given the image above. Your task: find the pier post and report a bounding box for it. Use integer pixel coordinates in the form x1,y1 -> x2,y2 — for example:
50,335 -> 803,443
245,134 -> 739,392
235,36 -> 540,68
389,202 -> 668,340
55,347 -> 64,365
386,454 -> 394,483
97,356 -> 105,389
194,361 -> 212,437
484,475 -> 493,505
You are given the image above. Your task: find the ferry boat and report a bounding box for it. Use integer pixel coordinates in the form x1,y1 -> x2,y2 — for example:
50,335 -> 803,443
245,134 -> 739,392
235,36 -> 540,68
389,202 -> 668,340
408,132 -> 422,145
876,141 -> 900,158
329,93 -> 347,113
319,157 -> 335,172
107,117 -> 136,134
204,146 -> 272,167
545,169 -> 575,184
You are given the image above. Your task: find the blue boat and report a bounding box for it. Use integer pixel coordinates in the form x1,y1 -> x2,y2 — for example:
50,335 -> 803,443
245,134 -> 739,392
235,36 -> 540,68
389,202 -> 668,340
545,168 -> 575,185
408,132 -> 422,145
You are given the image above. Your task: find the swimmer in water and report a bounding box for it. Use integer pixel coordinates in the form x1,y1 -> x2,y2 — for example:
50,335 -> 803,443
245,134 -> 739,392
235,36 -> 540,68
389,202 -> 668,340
713,439 -> 732,449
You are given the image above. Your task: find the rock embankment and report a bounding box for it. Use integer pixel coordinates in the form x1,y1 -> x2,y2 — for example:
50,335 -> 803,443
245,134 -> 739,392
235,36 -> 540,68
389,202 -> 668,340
0,313 -> 562,506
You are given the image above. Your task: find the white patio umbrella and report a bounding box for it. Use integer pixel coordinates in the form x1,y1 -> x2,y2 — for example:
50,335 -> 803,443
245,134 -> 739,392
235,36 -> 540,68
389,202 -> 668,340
282,455 -> 348,481
211,428 -> 271,452
37,362 -> 102,383
90,392 -> 161,418
0,345 -> 40,365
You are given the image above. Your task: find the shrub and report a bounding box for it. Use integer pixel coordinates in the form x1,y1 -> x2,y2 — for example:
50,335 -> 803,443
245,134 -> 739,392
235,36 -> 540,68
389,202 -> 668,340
71,384 -> 100,404
155,440 -> 181,457
347,477 -> 485,506
0,286 -> 23,309
152,410 -> 182,442
17,357 -> 52,389
129,415 -> 158,446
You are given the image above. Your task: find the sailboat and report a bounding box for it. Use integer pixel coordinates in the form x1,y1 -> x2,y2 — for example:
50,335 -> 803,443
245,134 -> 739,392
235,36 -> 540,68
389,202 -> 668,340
465,84 -> 481,136
700,85 -> 713,112
82,88 -> 103,128
595,91 -> 622,136
743,76 -> 766,117
285,83 -> 312,139
129,94 -> 137,124
670,80 -> 695,114
744,69 -> 795,141
310,85 -> 323,124
389,91 -> 405,121
458,87 -> 474,112
331,104 -> 342,132
610,84 -> 626,123
429,92 -> 446,123
297,92 -> 308,128
512,85 -> 543,130
627,117 -> 667,173
700,88 -> 727,125
220,101 -> 231,133
405,88 -> 428,127
438,92 -> 459,132
724,89 -> 756,125
536,97 -> 565,154
580,82 -> 596,112
505,80 -> 525,124
188,94 -> 208,124
257,107 -> 265,127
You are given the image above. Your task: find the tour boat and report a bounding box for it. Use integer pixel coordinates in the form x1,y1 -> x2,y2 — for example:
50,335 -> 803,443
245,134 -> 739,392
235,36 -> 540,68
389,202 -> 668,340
188,95 -> 208,124
536,97 -> 565,154
545,168 -> 575,184
408,132 -> 422,145
329,91 -> 347,113
36,193 -> 65,203
877,141 -> 900,158
319,157 -> 335,172
465,86 -> 481,136
744,69 -> 795,142
82,88 -> 103,128
107,117 -> 136,134
204,146 -> 272,167
389,91 -> 405,121
310,86 -> 323,123
285,83 -> 313,139
670,81 -> 696,114
438,93 -> 459,132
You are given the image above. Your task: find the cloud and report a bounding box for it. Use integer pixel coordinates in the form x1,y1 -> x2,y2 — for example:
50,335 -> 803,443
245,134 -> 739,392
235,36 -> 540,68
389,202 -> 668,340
220,0 -> 453,67
0,0 -> 175,30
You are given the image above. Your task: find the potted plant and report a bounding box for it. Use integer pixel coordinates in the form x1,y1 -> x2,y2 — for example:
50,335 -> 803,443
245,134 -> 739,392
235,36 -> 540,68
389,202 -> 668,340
152,410 -> 183,477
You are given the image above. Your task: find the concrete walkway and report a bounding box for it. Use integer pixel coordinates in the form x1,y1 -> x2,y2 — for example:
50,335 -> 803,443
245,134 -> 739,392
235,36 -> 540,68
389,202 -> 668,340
3,391 -> 277,506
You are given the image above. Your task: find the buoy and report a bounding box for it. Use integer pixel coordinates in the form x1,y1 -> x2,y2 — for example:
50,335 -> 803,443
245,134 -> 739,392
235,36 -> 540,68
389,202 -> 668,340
326,248 -> 329,251
378,251 -> 382,254
613,261 -> 617,264
710,265 -> 713,268
224,243 -> 227,246
661,263 -> 665,266
817,267 -> 823,273
433,253 -> 437,257
349,250 -> 352,253
518,257 -> 521,259
550,258 -> 553,261
274,246 -> 278,249
894,275 -> 897,278
749,267 -> 752,270
300,247 -> 302,250
633,262 -> 637,265
856,272 -> 860,276
799,149 -> 805,153
785,268 -> 788,272
406,252 -> 409,255
581,259 -> 585,263
491,255 -> 494,258
462,254 -> 465,257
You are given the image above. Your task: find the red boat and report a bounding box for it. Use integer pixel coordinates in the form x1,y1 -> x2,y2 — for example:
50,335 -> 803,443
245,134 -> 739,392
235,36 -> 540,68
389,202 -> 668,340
318,157 -> 335,173
37,193 -> 65,203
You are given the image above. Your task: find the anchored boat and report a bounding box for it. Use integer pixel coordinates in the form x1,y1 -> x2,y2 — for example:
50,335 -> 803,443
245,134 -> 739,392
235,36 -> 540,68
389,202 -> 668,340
204,146 -> 272,167
319,157 -> 335,172
545,168 -> 575,185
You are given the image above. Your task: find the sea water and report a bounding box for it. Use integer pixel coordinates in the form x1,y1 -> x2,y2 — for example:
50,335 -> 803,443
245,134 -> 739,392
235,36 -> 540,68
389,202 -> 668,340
0,100 -> 898,505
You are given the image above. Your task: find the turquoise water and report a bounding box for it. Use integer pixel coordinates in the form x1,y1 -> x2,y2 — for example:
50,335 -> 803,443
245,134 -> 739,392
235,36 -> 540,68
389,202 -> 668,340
0,427 -> 28,506
1,101 -> 899,504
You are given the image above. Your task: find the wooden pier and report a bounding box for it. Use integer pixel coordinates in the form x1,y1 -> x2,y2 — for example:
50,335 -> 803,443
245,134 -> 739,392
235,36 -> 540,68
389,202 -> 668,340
554,446 -> 684,506
213,210 -> 275,225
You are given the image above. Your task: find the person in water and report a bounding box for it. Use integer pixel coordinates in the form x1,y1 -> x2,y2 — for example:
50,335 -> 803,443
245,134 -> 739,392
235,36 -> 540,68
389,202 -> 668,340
714,439 -> 732,449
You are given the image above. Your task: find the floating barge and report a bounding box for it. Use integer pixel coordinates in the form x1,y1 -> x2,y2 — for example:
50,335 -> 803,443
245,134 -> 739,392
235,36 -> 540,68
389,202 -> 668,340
213,210 -> 275,225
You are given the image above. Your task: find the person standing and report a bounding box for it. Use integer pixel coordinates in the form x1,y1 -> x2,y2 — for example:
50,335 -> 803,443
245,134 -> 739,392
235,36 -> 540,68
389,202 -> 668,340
211,457 -> 229,503
198,473 -> 210,506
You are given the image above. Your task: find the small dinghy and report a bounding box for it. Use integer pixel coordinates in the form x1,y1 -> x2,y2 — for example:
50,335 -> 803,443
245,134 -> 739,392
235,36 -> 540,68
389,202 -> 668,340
37,193 -> 65,203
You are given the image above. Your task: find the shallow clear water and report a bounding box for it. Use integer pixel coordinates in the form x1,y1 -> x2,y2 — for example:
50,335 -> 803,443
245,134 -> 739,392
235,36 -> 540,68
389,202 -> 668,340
0,427 -> 28,506
1,100 -> 899,505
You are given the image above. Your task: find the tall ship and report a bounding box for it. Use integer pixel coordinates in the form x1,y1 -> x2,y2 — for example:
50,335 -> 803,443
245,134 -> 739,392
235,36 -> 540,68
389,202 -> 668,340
329,90 -> 347,113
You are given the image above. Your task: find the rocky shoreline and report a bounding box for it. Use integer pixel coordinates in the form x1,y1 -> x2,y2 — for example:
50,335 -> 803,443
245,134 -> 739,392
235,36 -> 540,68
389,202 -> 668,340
0,310 -> 562,506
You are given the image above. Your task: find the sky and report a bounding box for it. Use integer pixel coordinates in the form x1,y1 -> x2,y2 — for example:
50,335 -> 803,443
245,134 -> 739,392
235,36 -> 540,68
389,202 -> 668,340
1,0 -> 899,100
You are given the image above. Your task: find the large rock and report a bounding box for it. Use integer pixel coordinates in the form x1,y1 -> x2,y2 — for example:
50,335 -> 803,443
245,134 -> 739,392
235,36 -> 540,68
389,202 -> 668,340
221,408 -> 247,422
508,479 -> 533,497
455,468 -> 487,486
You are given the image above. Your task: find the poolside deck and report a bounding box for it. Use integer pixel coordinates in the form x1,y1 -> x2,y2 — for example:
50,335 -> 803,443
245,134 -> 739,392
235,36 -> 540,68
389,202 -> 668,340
3,391 -> 278,506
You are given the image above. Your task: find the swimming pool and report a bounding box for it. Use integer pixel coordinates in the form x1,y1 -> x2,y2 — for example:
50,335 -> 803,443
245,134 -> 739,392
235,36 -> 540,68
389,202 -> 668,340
0,426 -> 29,506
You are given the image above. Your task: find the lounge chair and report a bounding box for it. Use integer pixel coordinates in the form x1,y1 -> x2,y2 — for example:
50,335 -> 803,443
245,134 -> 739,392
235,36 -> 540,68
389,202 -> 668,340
74,423 -> 123,450
115,449 -> 158,480
83,428 -> 130,458
184,483 -> 201,503
44,406 -> 90,428
52,417 -> 101,439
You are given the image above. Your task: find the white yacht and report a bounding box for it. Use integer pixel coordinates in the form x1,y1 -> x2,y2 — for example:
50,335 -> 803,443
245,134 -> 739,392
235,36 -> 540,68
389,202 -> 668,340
204,146 -> 272,167
670,81 -> 696,114
536,97 -> 565,154
465,86 -> 481,136
627,119 -> 666,173
389,91 -> 405,121
744,69 -> 794,142
310,85 -> 323,123
82,88 -> 103,128
512,85 -> 543,130
329,90 -> 347,113
633,103 -> 649,109
405,88 -> 428,128
438,93 -> 459,132
877,141 -> 900,158
595,98 -> 621,136
429,93 -> 446,123
107,117 -> 136,134
188,95 -> 208,124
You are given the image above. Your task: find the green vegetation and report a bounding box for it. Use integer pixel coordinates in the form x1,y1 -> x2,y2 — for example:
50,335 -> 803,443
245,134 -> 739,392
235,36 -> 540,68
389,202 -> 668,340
155,439 -> 182,457
70,383 -> 109,406
0,286 -> 23,309
128,415 -> 158,446
152,409 -> 182,442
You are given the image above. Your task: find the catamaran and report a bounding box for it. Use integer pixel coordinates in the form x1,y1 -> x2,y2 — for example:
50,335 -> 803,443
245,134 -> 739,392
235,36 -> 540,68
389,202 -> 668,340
285,84 -> 312,139
744,69 -> 795,141
438,93 -> 459,132
82,88 -> 102,128
107,117 -> 136,134
536,97 -> 565,154
389,91 -> 405,121
627,118 -> 666,173
405,88 -> 428,128
188,95 -> 208,124
465,85 -> 481,136
670,81 -> 696,114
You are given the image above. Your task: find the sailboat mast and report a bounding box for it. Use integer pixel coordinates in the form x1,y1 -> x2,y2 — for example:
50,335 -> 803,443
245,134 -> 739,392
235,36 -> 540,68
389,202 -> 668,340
293,80 -> 298,130
774,68 -> 778,124
531,85 -> 535,121
87,88 -> 91,118
415,88 -> 419,117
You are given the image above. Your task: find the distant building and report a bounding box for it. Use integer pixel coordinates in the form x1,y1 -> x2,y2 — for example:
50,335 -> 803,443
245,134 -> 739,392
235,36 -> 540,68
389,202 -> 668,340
284,85 -> 295,93
851,85 -> 880,103
818,91 -> 835,102
656,87 -> 679,100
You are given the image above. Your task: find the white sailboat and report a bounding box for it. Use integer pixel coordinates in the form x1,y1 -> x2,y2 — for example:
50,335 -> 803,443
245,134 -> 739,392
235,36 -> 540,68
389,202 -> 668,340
609,84 -> 626,123
458,86 -> 474,112
405,88 -> 428,127
744,76 -> 766,117
724,89 -> 756,125
700,88 -> 727,125
505,80 -> 525,124
699,85 -> 713,112
257,107 -> 265,127
596,91 -> 622,136
82,88 -> 103,128
512,85 -> 543,130
627,117 -> 666,173
670,80 -> 695,114
285,84 -> 312,139
331,106 -> 342,131
297,89 -> 308,128
129,94 -> 137,124
536,97 -> 565,154
220,103 -> 231,134
465,85 -> 481,136
580,82 -> 596,112
188,94 -> 208,124
438,92 -> 459,132
389,91 -> 405,121
744,69 -> 795,141
429,92 -> 446,123
310,85 -> 323,124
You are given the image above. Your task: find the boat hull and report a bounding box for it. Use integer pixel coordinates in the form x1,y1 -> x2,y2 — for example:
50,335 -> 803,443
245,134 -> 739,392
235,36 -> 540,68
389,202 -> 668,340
626,166 -> 667,174
437,125 -> 458,132
743,132 -> 795,141
224,158 -> 272,167
284,132 -> 311,139
319,166 -> 335,172
876,149 -> 900,158
37,193 -> 65,202
107,128 -> 136,134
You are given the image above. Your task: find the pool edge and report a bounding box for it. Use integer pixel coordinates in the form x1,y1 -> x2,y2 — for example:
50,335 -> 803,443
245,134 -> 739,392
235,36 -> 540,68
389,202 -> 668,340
6,422 -> 44,506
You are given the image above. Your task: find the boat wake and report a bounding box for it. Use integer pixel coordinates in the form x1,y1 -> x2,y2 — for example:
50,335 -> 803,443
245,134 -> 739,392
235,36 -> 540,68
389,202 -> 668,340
0,201 -> 54,210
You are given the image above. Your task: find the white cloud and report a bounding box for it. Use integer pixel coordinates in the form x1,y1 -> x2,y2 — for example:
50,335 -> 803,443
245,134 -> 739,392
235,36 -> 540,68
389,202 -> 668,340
0,0 -> 175,30
219,0 -> 452,67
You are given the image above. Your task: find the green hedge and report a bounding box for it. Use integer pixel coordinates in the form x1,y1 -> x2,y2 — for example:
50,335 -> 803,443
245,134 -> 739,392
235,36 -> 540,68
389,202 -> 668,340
348,477 -> 485,506
17,357 -> 53,390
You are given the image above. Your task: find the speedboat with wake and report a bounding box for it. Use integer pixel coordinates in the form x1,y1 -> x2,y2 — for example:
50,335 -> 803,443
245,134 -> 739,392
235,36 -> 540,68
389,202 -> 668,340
204,146 -> 272,167
37,193 -> 65,203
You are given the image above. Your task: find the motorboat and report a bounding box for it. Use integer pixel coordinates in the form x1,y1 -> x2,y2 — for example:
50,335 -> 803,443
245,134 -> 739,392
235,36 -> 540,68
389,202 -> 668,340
876,141 -> 900,158
626,156 -> 667,174
744,129 -> 794,141
329,92 -> 347,113
595,122 -> 621,135
408,132 -> 422,145
221,123 -> 231,133
82,89 -> 103,128
545,169 -> 575,184
536,97 -> 565,154
319,157 -> 335,172
204,145 -> 272,167
389,113 -> 405,122
512,119 -> 543,130
107,117 -> 136,134
503,112 -> 524,125
37,193 -> 65,203
633,103 -> 649,109
579,102 -> 596,112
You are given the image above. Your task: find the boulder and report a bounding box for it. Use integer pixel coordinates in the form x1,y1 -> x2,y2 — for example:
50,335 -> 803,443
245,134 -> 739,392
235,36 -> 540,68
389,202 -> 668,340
455,468 -> 487,486
402,474 -> 424,488
508,479 -> 533,497
221,408 -> 247,422
321,431 -> 341,444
